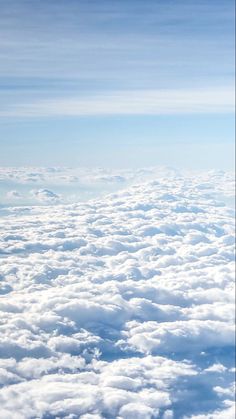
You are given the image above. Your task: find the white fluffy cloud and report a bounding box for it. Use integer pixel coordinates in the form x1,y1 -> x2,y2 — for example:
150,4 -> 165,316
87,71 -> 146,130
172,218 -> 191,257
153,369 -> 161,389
0,166 -> 157,206
6,190 -> 22,199
0,166 -> 234,208
30,188 -> 61,203
0,170 -> 234,418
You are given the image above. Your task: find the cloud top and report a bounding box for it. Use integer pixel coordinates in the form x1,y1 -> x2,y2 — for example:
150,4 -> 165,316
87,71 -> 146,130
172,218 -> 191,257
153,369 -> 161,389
0,170 -> 235,418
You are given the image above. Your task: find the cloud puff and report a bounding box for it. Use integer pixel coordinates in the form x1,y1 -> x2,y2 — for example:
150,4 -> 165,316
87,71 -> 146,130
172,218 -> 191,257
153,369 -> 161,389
6,190 -> 22,200
0,170 -> 234,417
30,188 -> 61,203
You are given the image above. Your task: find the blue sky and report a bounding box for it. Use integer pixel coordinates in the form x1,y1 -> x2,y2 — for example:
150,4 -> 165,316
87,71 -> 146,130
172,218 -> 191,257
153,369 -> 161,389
0,0 -> 235,168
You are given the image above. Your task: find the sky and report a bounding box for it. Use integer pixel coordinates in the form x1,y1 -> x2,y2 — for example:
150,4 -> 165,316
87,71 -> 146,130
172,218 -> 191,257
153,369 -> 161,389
0,4 -> 235,415
0,0 -> 235,169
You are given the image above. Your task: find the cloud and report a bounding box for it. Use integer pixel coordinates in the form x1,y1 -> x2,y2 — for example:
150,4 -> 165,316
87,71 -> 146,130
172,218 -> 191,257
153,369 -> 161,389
0,166 -> 135,185
185,402 -> 235,419
1,87 -> 234,118
30,188 -> 61,203
0,0 -> 233,92
6,190 -> 22,199
0,170 -> 234,417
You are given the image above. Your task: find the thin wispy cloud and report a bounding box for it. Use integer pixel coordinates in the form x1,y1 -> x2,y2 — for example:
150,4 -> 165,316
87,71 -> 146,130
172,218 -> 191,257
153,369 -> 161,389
0,0 -> 234,168
1,87 -> 234,118
0,0 -> 234,87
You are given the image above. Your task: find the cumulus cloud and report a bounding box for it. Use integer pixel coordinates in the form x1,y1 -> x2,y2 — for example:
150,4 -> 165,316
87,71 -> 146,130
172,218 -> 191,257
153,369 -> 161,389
30,188 -> 61,203
0,166 -> 151,206
0,170 -> 234,418
0,166 -> 235,208
6,190 -> 22,199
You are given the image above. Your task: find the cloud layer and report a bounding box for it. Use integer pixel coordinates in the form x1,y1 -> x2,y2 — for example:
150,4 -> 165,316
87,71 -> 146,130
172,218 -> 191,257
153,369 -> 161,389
1,87 -> 234,118
0,171 -> 235,418
1,166 -> 234,208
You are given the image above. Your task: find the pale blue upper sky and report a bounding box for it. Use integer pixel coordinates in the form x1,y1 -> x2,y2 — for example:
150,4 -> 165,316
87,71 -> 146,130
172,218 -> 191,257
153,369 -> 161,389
0,0 -> 235,168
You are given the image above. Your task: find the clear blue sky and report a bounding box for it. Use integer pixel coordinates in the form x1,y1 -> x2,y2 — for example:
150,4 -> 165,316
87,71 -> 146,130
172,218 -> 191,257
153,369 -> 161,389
0,0 -> 235,169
